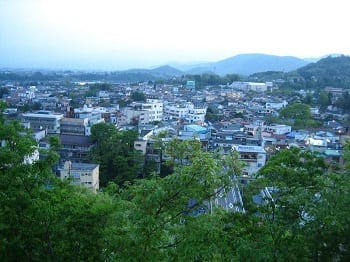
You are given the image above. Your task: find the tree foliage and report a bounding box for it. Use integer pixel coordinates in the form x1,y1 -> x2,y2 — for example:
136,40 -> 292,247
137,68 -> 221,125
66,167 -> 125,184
130,91 -> 146,101
88,123 -> 142,187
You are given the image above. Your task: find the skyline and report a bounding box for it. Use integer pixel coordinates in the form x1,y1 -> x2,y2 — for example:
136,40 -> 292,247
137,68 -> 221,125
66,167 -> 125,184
1,0 -> 350,70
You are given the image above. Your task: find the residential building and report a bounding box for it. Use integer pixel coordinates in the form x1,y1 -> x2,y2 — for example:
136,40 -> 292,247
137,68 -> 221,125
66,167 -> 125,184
60,117 -> 88,136
265,124 -> 292,135
122,107 -> 151,125
164,102 -> 207,123
179,124 -> 210,140
58,134 -> 94,164
186,80 -> 196,90
74,105 -> 105,135
142,99 -> 163,122
22,111 -> 63,134
232,145 -> 266,177
59,161 -> 99,193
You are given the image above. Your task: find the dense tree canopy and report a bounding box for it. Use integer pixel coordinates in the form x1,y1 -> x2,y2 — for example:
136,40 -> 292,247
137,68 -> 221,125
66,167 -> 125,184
130,91 -> 147,101
277,103 -> 322,129
88,123 -> 142,187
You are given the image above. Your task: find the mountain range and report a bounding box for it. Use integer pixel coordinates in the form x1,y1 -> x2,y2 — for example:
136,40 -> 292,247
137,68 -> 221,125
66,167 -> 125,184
124,53 -> 315,77
2,53 -> 347,83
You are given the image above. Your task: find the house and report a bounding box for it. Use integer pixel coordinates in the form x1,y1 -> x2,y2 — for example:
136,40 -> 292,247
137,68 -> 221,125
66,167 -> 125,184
59,161 -> 99,193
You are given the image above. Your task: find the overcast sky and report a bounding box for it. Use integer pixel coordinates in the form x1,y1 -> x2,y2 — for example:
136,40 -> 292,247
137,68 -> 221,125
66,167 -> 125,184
1,0 -> 349,70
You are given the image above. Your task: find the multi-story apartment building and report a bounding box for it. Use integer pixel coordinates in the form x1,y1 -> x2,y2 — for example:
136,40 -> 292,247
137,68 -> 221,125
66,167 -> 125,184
74,105 -> 105,135
186,108 -> 207,123
164,103 -> 189,120
60,117 -> 88,136
22,110 -> 63,134
164,102 -> 207,123
58,135 -> 94,164
122,108 -> 150,125
126,99 -> 163,124
59,161 -> 99,193
141,99 -> 163,122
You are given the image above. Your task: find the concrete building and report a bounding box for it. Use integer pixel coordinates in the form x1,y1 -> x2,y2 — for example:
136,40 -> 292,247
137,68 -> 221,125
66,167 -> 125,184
232,145 -> 266,177
58,135 -> 94,164
22,111 -> 63,134
60,117 -> 88,136
186,107 -> 207,123
59,161 -> 99,193
127,99 -> 163,123
74,105 -> 105,135
164,103 -> 190,120
179,124 -> 210,140
230,81 -> 267,92
265,124 -> 292,135
164,102 -> 207,123
265,100 -> 288,110
122,107 -> 151,125
142,99 -> 163,122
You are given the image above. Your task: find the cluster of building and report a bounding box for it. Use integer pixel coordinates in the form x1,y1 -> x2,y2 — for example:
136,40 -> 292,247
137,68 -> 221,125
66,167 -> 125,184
1,78 -> 349,208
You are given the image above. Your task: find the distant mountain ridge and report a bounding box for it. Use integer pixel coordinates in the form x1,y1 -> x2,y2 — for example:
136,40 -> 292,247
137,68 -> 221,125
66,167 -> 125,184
119,53 -> 310,77
181,53 -> 309,76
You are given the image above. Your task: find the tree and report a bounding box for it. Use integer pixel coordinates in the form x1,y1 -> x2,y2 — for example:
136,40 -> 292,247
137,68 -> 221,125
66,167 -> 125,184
317,91 -> 330,111
130,91 -> 146,101
0,109 -> 117,260
105,139 -> 234,261
279,103 -> 311,120
278,103 -> 321,129
88,123 -> 142,187
302,93 -> 313,105
240,146 -> 350,260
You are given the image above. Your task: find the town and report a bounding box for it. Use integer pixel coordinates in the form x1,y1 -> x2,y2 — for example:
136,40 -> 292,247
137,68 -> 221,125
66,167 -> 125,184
2,56 -> 350,260
1,59 -> 349,199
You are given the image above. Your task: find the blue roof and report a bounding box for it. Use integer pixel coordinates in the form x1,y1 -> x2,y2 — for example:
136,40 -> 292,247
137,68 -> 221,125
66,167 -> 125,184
185,124 -> 208,134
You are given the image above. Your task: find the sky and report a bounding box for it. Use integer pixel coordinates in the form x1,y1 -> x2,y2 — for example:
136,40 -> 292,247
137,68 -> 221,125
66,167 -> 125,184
1,0 -> 350,70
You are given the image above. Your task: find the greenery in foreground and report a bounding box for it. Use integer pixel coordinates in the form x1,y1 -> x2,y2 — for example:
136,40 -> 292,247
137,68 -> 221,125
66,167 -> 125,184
1,104 -> 350,261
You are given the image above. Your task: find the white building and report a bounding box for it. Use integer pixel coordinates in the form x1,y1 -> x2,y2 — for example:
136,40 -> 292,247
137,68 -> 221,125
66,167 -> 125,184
22,111 -> 64,134
265,124 -> 291,135
142,99 -> 163,122
164,102 -> 207,123
74,105 -> 106,135
232,145 -> 266,177
230,82 -> 267,92
128,99 -> 163,123
265,100 -> 288,110
164,103 -> 190,120
186,107 -> 207,123
122,108 -> 151,125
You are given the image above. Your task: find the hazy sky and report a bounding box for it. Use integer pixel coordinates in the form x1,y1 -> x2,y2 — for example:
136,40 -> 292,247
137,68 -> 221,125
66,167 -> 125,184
1,0 -> 349,70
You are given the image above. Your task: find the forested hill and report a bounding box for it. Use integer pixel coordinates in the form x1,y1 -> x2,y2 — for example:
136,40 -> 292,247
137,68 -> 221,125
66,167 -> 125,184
250,55 -> 350,89
297,55 -> 350,78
